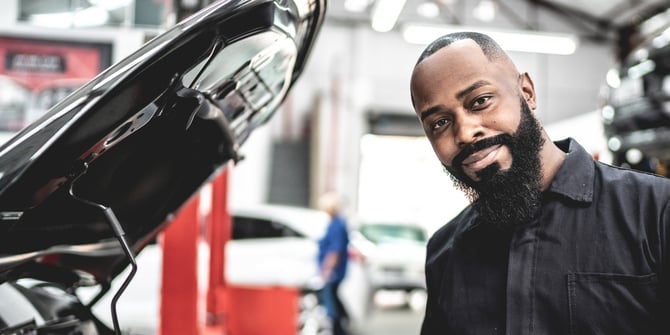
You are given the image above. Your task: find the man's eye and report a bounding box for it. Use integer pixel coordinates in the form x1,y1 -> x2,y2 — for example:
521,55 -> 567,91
472,96 -> 491,109
431,118 -> 450,131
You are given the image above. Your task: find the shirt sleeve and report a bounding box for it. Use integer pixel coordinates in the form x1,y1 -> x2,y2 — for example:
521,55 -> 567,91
331,221 -> 348,253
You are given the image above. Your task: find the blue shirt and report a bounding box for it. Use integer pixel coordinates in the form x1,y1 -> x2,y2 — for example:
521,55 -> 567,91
318,215 -> 349,283
421,138 -> 670,335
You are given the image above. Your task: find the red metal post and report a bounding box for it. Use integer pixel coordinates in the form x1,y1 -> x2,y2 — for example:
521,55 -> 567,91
159,194 -> 201,335
206,167 -> 232,334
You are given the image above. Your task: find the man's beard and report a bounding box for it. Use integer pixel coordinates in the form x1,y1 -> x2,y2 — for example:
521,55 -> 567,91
444,98 -> 544,230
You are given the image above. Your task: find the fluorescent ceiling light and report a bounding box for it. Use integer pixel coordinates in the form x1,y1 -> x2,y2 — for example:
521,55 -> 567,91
605,68 -> 621,88
627,59 -> 656,79
472,0 -> 496,22
416,1 -> 440,18
402,24 -> 579,55
371,0 -> 407,32
88,0 -> 132,10
344,0 -> 369,12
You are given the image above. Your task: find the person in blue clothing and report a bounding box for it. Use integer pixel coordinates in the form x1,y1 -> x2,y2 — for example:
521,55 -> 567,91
317,192 -> 350,335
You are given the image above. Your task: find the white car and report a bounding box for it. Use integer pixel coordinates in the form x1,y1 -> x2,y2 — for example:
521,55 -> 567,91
351,222 -> 428,299
227,204 -> 373,332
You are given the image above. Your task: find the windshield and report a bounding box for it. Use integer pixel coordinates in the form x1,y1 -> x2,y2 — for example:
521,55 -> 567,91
359,224 -> 427,245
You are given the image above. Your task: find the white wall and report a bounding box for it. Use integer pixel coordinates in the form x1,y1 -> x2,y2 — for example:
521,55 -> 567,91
228,125 -> 273,208
356,134 -> 469,235
0,1 -> 17,28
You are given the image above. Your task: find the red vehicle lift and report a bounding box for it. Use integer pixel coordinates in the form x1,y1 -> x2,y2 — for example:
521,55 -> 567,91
159,166 -> 299,335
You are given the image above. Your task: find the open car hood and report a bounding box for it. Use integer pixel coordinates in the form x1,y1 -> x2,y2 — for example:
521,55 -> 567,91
0,0 -> 325,284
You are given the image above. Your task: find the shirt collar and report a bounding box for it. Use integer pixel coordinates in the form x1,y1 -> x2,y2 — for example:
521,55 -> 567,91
545,138 -> 594,203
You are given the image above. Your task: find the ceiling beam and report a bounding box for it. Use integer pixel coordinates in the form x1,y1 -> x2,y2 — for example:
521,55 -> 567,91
528,0 -> 613,41
496,1 -> 536,30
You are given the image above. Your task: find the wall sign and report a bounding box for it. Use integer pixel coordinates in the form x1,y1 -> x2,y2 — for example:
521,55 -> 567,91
0,36 -> 112,132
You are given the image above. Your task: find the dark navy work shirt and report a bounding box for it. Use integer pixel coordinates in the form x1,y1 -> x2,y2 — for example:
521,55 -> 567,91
421,138 -> 670,335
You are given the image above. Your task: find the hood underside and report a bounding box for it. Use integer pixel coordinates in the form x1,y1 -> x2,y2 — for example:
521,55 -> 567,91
0,0 -> 325,283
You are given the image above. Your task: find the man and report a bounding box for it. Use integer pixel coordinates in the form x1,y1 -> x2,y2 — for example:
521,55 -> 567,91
410,31 -> 670,334
317,193 -> 350,335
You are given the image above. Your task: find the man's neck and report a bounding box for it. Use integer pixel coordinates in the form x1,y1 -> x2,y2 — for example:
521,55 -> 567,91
539,134 -> 567,191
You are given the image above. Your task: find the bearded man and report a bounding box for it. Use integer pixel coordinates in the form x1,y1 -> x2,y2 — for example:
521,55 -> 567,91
410,31 -> 670,334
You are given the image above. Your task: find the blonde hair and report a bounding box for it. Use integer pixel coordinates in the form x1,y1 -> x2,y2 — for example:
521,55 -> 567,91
317,192 -> 341,216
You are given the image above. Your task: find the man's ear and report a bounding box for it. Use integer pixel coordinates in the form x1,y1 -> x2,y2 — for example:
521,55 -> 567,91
520,72 -> 537,110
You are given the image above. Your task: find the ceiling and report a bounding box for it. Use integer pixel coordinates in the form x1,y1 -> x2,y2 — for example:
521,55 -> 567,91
16,0 -> 670,43
325,0 -> 670,43
14,0 -> 670,60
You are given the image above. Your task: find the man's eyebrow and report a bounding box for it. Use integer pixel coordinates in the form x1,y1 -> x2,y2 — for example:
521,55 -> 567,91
456,80 -> 491,100
419,80 -> 492,122
420,105 -> 444,122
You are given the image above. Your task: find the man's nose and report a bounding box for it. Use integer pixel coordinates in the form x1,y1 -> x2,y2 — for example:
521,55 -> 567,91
454,114 -> 485,148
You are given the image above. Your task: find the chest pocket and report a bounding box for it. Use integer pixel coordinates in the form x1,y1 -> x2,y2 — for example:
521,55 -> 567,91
567,272 -> 660,335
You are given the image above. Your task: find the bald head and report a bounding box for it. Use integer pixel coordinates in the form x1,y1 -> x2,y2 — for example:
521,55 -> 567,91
410,32 -> 522,109
416,31 -> 508,66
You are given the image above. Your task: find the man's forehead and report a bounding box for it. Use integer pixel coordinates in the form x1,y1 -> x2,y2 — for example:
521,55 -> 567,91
418,39 -> 489,71
411,38 -> 520,91
411,39 -> 492,95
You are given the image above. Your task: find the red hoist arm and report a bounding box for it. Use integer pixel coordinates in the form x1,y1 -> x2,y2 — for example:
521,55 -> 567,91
160,166 -> 232,335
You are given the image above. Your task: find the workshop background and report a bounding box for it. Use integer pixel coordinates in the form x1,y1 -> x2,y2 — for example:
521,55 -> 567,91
1,0 -> 669,334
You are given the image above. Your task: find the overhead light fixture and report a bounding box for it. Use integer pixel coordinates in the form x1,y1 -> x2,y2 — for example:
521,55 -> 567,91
652,27 -> 670,49
344,0 -> 370,12
402,24 -> 579,55
370,0 -> 407,32
627,59 -> 656,79
88,0 -> 132,10
416,1 -> 440,18
605,68 -> 621,88
472,0 -> 496,22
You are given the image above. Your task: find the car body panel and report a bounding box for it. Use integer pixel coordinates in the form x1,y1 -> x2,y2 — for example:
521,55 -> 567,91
352,222 -> 428,292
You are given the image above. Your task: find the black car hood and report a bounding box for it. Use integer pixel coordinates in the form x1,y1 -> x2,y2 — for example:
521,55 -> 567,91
0,0 -> 325,282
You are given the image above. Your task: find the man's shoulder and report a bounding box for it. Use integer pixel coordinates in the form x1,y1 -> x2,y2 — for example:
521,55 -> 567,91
431,207 -> 475,238
595,161 -> 670,196
592,162 -> 670,215
426,206 -> 476,259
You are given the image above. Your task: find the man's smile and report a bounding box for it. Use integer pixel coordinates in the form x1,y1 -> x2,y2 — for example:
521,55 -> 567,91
461,144 -> 503,171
